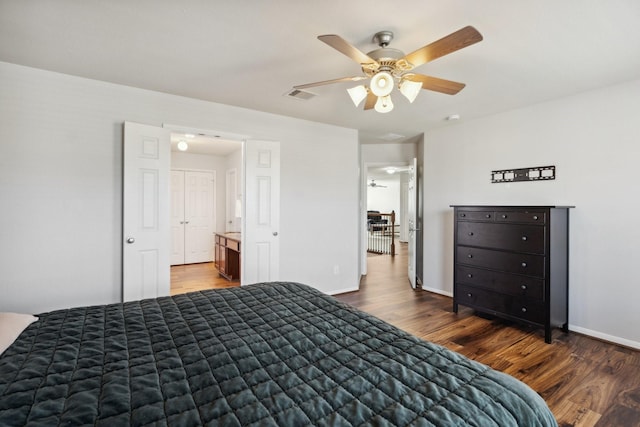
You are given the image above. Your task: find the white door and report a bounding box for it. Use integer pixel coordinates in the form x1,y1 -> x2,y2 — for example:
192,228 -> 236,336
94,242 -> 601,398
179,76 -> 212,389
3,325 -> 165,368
243,140 -> 280,284
123,122 -> 171,301
407,157 -> 418,289
184,171 -> 214,264
170,170 -> 186,265
170,170 -> 215,265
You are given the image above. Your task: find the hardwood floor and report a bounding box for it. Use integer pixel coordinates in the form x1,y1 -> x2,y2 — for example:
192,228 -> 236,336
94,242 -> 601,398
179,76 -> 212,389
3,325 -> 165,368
337,243 -> 640,427
170,247 -> 640,426
170,262 -> 238,296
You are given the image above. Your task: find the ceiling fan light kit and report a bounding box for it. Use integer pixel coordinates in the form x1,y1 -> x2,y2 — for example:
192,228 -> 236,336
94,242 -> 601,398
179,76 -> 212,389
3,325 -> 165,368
295,26 -> 483,113
347,85 -> 368,107
374,95 -> 394,113
399,78 -> 422,103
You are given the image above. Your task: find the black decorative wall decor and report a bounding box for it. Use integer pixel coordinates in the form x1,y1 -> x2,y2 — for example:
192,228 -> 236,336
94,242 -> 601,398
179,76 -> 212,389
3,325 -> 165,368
491,165 -> 555,183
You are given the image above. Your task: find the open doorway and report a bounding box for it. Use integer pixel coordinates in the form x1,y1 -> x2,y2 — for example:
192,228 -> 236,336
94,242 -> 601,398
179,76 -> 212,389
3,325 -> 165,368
168,131 -> 243,295
364,163 -> 411,287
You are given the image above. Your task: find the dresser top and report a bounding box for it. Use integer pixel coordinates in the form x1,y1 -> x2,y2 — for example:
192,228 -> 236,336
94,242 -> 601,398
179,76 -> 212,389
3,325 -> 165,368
450,205 -> 575,209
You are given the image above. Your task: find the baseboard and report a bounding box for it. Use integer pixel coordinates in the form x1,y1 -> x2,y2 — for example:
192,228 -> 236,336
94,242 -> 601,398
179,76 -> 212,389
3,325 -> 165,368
328,286 -> 359,296
569,325 -> 640,350
420,286 -> 453,298
419,287 -> 640,350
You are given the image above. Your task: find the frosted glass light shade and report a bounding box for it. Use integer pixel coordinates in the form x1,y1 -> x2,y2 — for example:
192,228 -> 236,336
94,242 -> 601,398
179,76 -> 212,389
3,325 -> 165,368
347,85 -> 368,107
399,79 -> 422,103
374,95 -> 394,113
370,72 -> 394,96
177,140 -> 188,151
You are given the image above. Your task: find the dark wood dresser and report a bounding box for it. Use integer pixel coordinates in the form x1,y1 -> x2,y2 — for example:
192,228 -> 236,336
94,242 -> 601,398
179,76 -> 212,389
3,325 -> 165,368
451,205 -> 573,343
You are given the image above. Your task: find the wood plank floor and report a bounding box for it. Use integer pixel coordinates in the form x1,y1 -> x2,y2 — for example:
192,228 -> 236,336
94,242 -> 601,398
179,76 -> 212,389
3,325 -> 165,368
170,262 -> 238,296
171,247 -> 640,426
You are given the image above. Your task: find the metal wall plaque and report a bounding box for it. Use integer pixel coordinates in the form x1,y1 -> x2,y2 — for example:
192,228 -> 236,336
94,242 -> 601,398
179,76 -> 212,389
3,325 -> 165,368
491,165 -> 555,183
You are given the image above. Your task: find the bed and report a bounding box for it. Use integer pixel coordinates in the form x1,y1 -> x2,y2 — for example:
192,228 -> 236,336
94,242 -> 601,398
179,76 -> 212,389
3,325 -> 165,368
0,282 -> 556,426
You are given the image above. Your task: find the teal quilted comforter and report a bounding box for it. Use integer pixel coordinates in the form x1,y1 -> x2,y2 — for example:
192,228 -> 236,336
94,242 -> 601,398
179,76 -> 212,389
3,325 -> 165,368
0,282 -> 557,426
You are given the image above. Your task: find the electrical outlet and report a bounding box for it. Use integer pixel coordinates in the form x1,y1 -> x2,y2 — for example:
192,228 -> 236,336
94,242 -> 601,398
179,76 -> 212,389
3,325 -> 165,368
333,265 -> 340,275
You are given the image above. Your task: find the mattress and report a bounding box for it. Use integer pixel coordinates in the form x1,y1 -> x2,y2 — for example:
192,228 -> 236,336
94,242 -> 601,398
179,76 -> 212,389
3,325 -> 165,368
0,282 -> 557,426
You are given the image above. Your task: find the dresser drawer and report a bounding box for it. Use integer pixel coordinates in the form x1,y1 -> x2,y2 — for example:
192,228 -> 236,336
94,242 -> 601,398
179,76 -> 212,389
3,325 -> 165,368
456,284 -> 545,324
457,210 -> 495,222
226,239 -> 240,252
456,265 -> 544,301
457,222 -> 545,254
456,246 -> 545,278
495,210 -> 546,224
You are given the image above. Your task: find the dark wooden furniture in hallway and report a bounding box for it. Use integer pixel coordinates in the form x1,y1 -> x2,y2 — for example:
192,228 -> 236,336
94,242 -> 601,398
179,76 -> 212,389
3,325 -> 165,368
214,232 -> 241,281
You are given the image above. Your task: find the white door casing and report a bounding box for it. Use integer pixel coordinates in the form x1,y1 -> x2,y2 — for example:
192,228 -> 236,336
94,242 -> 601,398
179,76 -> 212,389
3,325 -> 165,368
243,140 -> 280,285
407,157 -> 418,289
123,122 -> 171,301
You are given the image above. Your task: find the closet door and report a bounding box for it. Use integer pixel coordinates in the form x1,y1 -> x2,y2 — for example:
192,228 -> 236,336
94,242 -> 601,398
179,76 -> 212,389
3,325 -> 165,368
170,170 -> 215,265
170,171 -> 186,266
184,171 -> 214,264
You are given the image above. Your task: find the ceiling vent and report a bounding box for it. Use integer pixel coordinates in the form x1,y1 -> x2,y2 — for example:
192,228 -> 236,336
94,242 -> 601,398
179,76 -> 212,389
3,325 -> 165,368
284,89 -> 316,101
379,132 -> 406,141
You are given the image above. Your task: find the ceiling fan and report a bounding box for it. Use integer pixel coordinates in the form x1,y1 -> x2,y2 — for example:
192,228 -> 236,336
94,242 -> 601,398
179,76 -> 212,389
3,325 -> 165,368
294,26 -> 482,113
368,180 -> 387,188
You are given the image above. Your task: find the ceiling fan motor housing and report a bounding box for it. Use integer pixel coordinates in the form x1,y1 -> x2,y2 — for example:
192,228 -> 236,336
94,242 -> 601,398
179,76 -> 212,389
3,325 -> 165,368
372,30 -> 394,47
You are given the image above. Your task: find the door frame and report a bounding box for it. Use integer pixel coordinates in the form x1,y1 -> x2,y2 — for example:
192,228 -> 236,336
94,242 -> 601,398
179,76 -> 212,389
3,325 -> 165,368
161,124 -> 283,288
361,161 -> 411,277
163,123 -> 247,279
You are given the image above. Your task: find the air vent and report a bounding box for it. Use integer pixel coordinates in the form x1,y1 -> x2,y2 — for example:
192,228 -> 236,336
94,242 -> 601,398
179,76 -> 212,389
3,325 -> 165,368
379,132 -> 406,141
284,89 -> 316,101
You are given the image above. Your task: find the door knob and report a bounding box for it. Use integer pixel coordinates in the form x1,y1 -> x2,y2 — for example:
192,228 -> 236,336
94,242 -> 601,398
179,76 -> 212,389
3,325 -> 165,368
272,232 -> 278,236
126,237 -> 135,244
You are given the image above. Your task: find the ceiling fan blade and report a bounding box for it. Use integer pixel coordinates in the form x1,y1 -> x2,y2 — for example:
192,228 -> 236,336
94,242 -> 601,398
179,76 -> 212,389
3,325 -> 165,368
405,74 -> 466,95
318,34 -> 378,65
402,26 -> 483,69
363,91 -> 377,110
293,76 -> 366,90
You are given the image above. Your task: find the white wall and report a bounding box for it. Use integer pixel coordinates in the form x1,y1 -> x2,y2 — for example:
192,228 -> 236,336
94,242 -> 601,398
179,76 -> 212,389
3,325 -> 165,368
422,77 -> 640,348
0,61 -> 359,313
367,176 -> 401,216
361,141 -> 417,163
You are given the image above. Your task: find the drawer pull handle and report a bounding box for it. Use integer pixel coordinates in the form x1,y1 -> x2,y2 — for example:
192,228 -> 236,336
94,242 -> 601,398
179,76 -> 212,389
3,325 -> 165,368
521,262 -> 528,268
468,232 -> 474,236
467,274 -> 473,278
467,254 -> 473,258
522,236 -> 528,241
533,215 -> 539,220
461,213 -> 466,217
467,293 -> 473,298
521,307 -> 527,313
521,284 -> 527,290
485,214 -> 491,218
502,214 -> 507,219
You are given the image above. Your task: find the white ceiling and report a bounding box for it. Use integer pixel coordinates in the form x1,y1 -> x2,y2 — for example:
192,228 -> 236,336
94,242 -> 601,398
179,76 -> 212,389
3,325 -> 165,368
170,133 -> 241,157
2,1 -> 640,144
